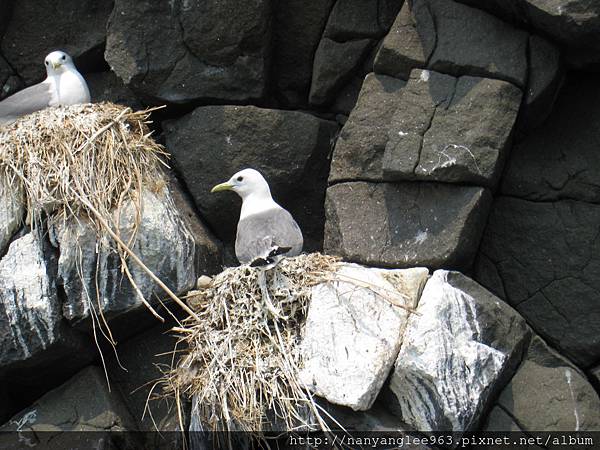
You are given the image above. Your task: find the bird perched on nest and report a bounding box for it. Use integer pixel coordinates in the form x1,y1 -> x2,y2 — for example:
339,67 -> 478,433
0,50 -> 90,127
211,168 -> 303,269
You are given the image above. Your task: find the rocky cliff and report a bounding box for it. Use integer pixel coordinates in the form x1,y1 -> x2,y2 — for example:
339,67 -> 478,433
0,0 -> 599,446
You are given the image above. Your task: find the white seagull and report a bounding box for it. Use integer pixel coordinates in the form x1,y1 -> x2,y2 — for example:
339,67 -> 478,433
0,50 -> 90,127
211,168 -> 303,268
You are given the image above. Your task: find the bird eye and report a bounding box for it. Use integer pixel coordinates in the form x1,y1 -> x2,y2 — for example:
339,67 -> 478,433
45,61 -> 49,65
236,176 -> 243,182
61,55 -> 66,60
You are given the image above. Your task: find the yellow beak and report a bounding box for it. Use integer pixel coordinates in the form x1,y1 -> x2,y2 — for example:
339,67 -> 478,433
51,62 -> 61,70
210,182 -> 233,193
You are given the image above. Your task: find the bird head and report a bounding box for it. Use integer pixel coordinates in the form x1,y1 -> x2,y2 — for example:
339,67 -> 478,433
44,51 -> 75,75
211,168 -> 272,200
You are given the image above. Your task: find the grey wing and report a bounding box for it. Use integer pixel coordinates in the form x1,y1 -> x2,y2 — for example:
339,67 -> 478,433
235,208 -> 303,264
0,82 -> 53,126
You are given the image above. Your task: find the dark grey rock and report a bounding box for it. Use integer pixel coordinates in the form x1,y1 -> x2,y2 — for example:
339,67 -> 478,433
411,0 -> 528,87
482,406 -> 523,432
498,336 -> 600,431
475,196 -> 600,367
272,0 -> 335,106
0,55 -> 21,101
388,270 -> 530,432
502,74 -> 600,204
329,73 -> 407,183
374,2 -> 427,80
87,71 -> 143,110
0,233 -> 93,376
0,366 -> 138,449
332,74 -> 365,116
591,366 -> 600,391
518,35 -> 563,132
324,182 -> 492,270
382,69 -> 521,188
1,0 -> 112,83
454,0 -> 600,69
107,323 -> 187,449
105,0 -> 270,104
51,181 -> 219,326
164,105 -> 338,252
324,0 -> 401,41
309,38 -> 374,106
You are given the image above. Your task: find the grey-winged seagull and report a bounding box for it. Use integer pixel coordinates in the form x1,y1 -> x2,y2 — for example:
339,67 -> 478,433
211,168 -> 303,268
0,50 -> 90,127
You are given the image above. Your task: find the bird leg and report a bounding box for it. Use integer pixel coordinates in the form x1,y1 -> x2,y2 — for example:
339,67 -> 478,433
257,269 -> 283,319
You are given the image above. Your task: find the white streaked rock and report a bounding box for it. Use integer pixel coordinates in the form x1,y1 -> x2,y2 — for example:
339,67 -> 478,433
51,184 -> 200,324
0,233 -> 59,365
0,174 -> 23,253
299,264 -> 429,411
388,270 -> 529,432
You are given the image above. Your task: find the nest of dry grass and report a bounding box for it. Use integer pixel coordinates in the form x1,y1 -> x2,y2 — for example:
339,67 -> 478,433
0,102 -> 199,351
165,253 -> 341,440
0,102 -> 168,229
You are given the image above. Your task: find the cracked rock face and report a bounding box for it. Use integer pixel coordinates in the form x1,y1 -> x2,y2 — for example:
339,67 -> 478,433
388,270 -> 530,433
497,336 -> 600,431
454,0 -> 600,69
382,69 -> 521,188
411,0 -> 528,87
329,73 -> 408,183
324,182 -> 492,270
502,74 -> 600,204
105,0 -> 271,104
475,197 -> 600,367
51,185 -> 206,325
299,264 -> 429,411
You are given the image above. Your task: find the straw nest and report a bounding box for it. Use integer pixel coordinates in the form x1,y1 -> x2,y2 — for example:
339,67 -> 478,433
0,102 -> 168,230
0,102 -> 195,346
165,253 -> 341,439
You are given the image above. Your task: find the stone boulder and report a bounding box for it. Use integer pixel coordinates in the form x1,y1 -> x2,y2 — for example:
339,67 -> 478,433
411,0 -> 528,88
497,336 -> 600,431
0,366 -> 138,449
329,73 -> 407,183
1,0 -> 112,83
382,69 -> 521,188
272,0 -> 335,106
374,2 -> 427,80
309,37 -> 374,107
0,233 -> 93,378
50,182 -> 220,326
387,270 -> 530,433
300,264 -> 429,410
518,35 -> 563,132
454,0 -> 600,69
307,0 -> 401,108
502,74 -> 600,204
0,175 -> 23,254
105,0 -> 271,104
323,0 -> 400,41
164,105 -> 338,252
475,197 -> 600,368
324,182 -> 492,270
